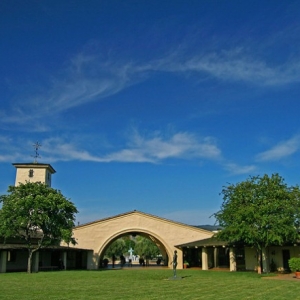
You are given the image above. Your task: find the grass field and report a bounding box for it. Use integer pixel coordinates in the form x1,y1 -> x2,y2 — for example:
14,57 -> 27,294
1,269 -> 299,300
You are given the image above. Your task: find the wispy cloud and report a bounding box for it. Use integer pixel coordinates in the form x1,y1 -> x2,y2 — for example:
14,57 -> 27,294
2,45 -> 300,127
256,135 -> 300,161
0,135 -> 25,162
41,137 -> 104,163
223,162 -> 256,175
103,130 -> 221,163
41,130 -> 222,164
154,48 -> 300,86
2,56 -> 139,126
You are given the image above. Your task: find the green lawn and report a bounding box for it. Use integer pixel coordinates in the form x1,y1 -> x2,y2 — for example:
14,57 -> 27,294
0,269 -> 299,300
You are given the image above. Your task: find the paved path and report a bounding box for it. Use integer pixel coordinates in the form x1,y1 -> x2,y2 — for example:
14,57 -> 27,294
263,273 -> 300,281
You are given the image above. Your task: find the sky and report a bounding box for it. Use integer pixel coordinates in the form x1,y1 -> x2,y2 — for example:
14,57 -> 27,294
1,0 -> 300,226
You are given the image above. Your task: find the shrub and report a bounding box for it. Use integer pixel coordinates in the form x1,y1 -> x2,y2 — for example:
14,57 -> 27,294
288,257 -> 300,272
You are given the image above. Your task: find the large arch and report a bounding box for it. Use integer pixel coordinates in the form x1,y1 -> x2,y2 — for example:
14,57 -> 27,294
98,227 -> 172,267
69,210 -> 213,270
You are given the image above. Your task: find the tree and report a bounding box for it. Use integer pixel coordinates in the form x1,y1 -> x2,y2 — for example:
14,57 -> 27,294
0,182 -> 78,273
134,236 -> 160,258
105,236 -> 136,259
124,236 -> 135,252
213,174 -> 300,274
105,238 -> 127,258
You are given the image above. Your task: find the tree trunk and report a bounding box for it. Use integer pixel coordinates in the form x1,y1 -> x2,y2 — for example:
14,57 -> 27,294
257,250 -> 262,274
27,249 -> 33,273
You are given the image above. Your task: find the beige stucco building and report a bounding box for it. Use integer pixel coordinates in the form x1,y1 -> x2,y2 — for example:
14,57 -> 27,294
69,210 -> 214,270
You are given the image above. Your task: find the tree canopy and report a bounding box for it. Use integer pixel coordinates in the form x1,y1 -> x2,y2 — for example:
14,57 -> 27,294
134,236 -> 160,258
104,235 -> 161,260
105,238 -> 127,258
0,181 -> 78,273
213,173 -> 300,273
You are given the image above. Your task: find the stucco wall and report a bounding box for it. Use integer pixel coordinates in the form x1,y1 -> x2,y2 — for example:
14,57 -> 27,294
267,246 -> 300,272
15,167 -> 51,186
245,247 -> 256,270
245,246 -> 300,272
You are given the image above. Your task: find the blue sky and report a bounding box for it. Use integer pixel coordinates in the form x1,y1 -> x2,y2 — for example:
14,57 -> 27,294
1,0 -> 300,225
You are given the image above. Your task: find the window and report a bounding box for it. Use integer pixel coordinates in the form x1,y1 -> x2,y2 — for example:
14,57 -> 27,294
47,173 -> 51,186
29,169 -> 34,178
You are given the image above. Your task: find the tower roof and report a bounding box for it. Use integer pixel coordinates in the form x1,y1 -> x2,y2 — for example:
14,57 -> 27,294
12,163 -> 56,174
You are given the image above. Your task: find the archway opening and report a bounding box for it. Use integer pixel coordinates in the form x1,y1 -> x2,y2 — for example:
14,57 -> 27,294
99,231 -> 169,269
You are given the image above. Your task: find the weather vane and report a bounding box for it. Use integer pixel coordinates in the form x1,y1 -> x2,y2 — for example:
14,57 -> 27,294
32,141 -> 41,163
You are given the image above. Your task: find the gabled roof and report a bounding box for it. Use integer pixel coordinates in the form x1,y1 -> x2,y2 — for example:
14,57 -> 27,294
75,210 -> 213,234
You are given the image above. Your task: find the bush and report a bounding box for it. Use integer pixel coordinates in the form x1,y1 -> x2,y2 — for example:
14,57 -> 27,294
288,257 -> 300,272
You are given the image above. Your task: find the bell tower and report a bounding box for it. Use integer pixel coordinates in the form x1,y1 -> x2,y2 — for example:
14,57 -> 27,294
12,141 -> 56,186
12,163 -> 56,187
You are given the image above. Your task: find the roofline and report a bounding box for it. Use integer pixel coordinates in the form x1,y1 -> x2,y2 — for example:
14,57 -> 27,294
12,163 -> 56,174
75,210 -> 213,234
176,237 -> 229,248
176,239 -> 300,248
0,244 -> 92,251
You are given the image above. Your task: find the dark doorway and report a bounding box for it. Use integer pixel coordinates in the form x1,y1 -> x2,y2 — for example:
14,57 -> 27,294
183,248 -> 201,267
75,252 -> 83,269
51,251 -> 60,267
235,247 -> 245,271
282,249 -> 290,271
218,247 -> 229,267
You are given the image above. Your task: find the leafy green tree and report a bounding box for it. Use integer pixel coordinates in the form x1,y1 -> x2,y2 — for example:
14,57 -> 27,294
124,236 -> 135,252
134,236 -> 160,258
213,174 -> 300,273
105,238 -> 127,258
0,182 -> 78,273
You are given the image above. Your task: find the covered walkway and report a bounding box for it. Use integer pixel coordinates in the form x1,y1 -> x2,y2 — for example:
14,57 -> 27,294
177,237 -> 245,271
